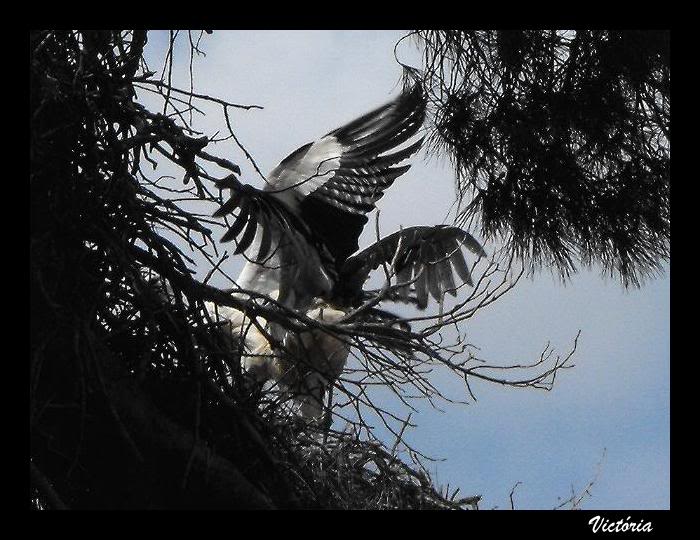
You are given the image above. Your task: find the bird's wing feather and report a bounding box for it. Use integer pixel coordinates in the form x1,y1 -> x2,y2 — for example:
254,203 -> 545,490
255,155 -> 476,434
341,225 -> 487,309
213,175 -> 307,258
265,83 -> 426,264
212,84 -> 425,310
213,175 -> 336,312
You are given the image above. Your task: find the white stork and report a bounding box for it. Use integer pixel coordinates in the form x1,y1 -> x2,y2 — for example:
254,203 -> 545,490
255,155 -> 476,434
207,82 -> 486,420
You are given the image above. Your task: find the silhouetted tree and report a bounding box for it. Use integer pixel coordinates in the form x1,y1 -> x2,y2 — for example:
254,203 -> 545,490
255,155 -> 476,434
409,30 -> 669,287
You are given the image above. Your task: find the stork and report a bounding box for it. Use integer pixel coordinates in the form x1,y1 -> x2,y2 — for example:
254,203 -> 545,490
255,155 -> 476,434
207,82 -> 486,420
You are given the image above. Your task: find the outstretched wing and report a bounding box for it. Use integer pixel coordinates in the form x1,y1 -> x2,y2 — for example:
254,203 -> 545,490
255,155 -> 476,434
212,175 -> 313,260
213,175 -> 336,311
340,225 -> 487,309
213,84 -> 425,309
265,83 -> 426,265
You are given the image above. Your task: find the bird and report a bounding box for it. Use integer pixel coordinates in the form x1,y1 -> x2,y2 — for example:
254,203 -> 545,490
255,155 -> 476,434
209,301 -> 351,420
207,81 -> 486,421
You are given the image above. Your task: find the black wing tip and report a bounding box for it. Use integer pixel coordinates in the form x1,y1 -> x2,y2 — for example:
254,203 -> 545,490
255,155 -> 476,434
330,80 -> 426,142
233,218 -> 258,254
397,80 -> 426,117
220,228 -> 239,243
457,230 -> 488,258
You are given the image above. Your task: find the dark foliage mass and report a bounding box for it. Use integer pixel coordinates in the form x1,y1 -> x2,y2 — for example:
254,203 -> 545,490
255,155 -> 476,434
414,30 -> 670,286
30,30 -> 481,510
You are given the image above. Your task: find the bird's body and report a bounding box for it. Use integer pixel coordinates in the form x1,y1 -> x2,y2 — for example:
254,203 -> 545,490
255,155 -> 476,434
209,82 -> 486,420
207,299 -> 350,420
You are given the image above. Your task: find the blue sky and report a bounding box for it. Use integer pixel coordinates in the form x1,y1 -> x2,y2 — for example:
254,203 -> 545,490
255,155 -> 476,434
141,30 -> 670,509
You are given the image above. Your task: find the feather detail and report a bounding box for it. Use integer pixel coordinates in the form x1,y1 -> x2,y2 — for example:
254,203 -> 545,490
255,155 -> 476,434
220,199 -> 251,243
339,225 -> 486,308
234,215 -> 258,255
